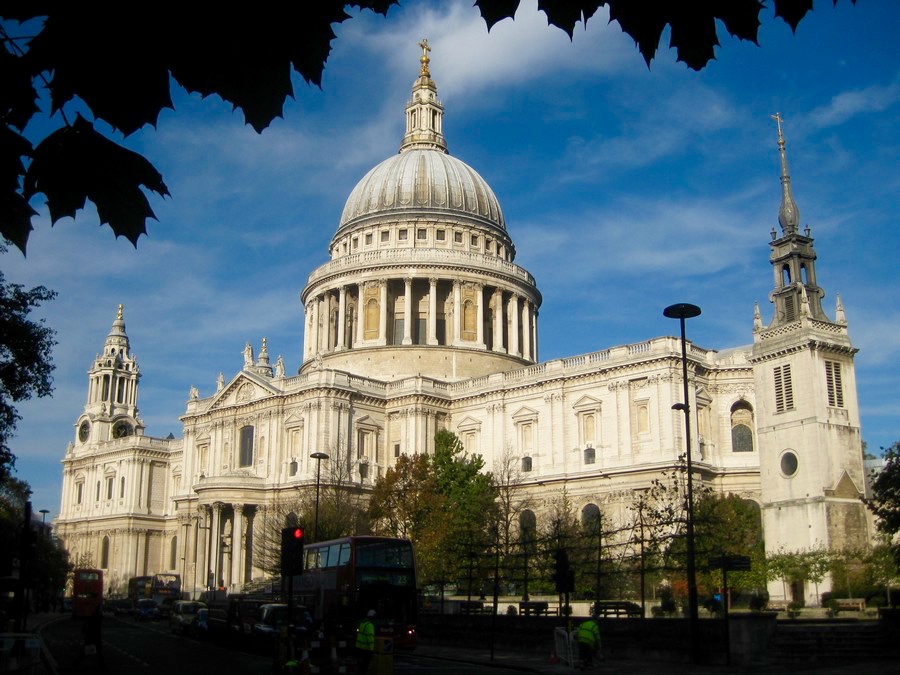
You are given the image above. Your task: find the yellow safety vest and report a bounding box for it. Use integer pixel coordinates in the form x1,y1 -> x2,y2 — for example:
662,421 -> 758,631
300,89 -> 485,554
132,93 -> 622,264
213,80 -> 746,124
576,619 -> 599,648
356,619 -> 375,651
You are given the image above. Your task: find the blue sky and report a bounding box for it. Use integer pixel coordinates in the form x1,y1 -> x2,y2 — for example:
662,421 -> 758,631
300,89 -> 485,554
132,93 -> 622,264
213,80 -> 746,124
4,1 -> 899,516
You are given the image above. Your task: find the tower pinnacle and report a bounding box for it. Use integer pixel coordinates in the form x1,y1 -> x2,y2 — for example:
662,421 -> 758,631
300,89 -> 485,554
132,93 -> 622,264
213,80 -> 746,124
771,112 -> 800,235
400,39 -> 447,154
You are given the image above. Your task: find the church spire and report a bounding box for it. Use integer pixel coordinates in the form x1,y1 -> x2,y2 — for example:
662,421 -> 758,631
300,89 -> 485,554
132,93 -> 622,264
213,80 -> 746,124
399,39 -> 448,154
771,112 -> 800,235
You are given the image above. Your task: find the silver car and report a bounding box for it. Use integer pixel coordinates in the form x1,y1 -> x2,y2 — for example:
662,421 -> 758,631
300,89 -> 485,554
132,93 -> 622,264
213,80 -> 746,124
169,600 -> 207,635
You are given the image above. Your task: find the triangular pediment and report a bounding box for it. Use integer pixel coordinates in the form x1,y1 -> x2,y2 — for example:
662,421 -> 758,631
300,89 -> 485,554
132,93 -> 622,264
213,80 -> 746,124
826,471 -> 861,499
209,372 -> 278,410
511,406 -> 538,421
572,395 -> 601,411
456,416 -> 481,431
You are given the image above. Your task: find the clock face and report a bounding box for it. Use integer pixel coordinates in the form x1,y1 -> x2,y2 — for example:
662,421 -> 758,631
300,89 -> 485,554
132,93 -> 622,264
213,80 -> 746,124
78,421 -> 90,442
113,421 -> 133,439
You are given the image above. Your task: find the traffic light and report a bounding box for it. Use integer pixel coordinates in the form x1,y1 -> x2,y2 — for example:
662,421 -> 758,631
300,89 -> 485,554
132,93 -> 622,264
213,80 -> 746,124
281,526 -> 305,576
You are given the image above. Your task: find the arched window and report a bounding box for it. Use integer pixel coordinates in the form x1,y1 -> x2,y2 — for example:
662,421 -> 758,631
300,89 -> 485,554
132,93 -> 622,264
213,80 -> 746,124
581,504 -> 601,535
100,535 -> 110,569
239,426 -> 254,467
782,264 -> 791,286
519,510 -> 537,546
170,535 -> 178,570
364,298 -> 379,339
462,300 -> 476,340
521,456 -> 532,472
583,446 -> 596,464
730,401 -> 755,452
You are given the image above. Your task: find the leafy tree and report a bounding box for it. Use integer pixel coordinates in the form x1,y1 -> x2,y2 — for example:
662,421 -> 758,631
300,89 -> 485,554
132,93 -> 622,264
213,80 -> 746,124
865,441 -> 900,561
0,258 -> 56,480
1,2 -> 852,252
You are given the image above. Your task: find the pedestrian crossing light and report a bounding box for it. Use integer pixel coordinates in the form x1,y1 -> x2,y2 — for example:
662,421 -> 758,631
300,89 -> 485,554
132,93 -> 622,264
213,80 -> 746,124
281,526 -> 305,576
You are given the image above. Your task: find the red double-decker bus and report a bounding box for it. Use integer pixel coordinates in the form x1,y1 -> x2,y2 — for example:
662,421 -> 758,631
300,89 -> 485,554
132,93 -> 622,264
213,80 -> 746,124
293,536 -> 417,648
72,568 -> 103,618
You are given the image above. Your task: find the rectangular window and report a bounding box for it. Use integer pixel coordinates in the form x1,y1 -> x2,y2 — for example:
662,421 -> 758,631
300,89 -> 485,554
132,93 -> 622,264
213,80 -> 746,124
352,237 -> 358,249
825,360 -> 844,407
381,230 -> 389,243
106,477 -> 114,500
436,229 -> 445,241
454,231 -> 463,244
95,481 -> 101,501
471,235 -> 478,247
398,229 -> 408,241
76,483 -> 84,505
774,364 -> 794,412
417,228 -> 427,240
365,233 -> 373,245
394,443 -> 400,458
120,476 -> 125,498
239,426 -> 254,467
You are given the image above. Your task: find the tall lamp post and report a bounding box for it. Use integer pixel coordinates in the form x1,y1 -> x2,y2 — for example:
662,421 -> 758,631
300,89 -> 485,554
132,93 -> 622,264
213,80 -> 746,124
39,509 -> 50,539
310,452 -> 329,542
663,302 -> 701,663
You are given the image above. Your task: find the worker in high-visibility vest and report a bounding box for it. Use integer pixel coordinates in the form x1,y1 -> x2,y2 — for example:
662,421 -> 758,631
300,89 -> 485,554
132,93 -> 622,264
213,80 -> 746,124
575,615 -> 601,668
355,609 -> 376,674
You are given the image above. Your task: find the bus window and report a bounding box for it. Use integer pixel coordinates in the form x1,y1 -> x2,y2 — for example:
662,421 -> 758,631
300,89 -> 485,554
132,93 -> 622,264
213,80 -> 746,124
328,544 -> 342,567
338,544 -> 351,566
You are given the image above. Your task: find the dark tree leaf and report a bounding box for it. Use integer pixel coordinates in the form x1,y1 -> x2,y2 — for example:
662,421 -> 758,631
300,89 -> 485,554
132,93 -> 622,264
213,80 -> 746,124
773,0 -> 815,32
348,1 -> 399,16
607,0 -> 668,67
0,126 -> 35,252
475,0 -> 522,30
26,11 -> 173,136
0,49 -> 39,131
717,1 -> 764,44
24,115 -> 169,245
538,0 -> 604,38
668,5 -> 721,71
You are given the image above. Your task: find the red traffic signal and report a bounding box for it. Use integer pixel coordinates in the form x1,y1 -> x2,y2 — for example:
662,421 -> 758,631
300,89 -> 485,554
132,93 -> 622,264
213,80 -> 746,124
281,526 -> 305,576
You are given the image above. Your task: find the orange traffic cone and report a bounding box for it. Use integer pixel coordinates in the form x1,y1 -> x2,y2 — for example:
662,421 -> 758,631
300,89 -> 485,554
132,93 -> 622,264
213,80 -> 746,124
548,647 -> 559,665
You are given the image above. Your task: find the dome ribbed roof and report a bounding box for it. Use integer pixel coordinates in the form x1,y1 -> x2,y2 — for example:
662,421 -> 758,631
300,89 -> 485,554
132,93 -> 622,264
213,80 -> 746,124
337,149 -> 506,234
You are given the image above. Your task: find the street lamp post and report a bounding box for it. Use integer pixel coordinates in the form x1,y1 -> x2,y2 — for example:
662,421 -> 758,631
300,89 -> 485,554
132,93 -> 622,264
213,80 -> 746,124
310,452 -> 329,542
663,302 -> 701,663
39,510 -> 50,539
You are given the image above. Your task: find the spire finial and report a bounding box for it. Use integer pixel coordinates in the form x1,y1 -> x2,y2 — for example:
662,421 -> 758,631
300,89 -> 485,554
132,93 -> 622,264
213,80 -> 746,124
771,112 -> 800,235
117,304 -> 123,321
419,38 -> 431,76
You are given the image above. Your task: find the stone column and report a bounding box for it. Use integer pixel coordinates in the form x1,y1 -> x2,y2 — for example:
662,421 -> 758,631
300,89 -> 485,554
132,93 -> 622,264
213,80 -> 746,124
402,277 -> 413,345
231,504 -> 244,590
357,283 -> 365,345
522,300 -> 532,361
379,281 -> 388,346
322,293 -> 333,352
427,278 -> 438,345
210,503 -> 222,588
533,310 -> 539,362
337,286 -> 347,350
452,281 -> 461,345
196,507 -> 209,593
492,289 -> 504,352
309,297 -> 319,355
475,284 -> 485,348
510,294 -> 520,357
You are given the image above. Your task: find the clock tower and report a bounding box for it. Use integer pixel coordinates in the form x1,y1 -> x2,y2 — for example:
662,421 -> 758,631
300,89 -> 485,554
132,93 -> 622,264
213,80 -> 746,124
74,305 -> 144,446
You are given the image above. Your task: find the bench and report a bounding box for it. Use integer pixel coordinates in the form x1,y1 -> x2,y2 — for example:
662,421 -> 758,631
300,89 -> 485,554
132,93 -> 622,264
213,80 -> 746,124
835,598 -> 866,612
594,601 -> 643,618
519,601 -> 550,616
766,600 -> 789,612
459,601 -> 486,614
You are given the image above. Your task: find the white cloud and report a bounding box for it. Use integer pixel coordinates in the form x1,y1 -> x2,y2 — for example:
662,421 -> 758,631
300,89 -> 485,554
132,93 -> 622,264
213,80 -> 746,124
805,77 -> 900,130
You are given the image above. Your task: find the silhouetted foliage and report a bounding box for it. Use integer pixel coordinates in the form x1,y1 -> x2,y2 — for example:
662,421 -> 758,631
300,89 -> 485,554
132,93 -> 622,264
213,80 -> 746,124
866,441 -> 900,562
1,2 -> 854,252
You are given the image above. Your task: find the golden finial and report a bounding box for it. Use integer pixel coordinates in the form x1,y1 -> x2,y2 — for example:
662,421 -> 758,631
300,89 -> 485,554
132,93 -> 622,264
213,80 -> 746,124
419,38 -> 431,76
770,112 -> 785,149
117,304 -> 123,320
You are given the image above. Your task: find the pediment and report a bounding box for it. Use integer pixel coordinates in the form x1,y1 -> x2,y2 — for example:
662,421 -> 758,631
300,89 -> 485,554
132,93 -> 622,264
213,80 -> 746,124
456,416 -> 482,431
826,471 -> 861,499
572,395 -> 601,411
511,406 -> 538,421
209,372 -> 278,410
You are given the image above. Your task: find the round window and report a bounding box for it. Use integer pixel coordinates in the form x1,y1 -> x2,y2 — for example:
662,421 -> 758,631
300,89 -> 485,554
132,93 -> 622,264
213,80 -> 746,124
780,451 -> 799,477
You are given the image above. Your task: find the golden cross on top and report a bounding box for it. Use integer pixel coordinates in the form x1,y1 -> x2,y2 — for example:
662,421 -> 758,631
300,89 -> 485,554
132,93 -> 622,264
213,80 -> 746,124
770,112 -> 785,145
419,38 -> 431,75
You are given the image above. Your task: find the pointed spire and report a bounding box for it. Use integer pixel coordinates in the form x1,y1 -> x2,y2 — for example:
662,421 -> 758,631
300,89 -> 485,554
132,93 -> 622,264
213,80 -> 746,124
835,294 -> 847,325
771,112 -> 800,235
399,39 -> 448,154
105,304 -> 129,353
753,303 -> 762,330
257,337 -> 270,367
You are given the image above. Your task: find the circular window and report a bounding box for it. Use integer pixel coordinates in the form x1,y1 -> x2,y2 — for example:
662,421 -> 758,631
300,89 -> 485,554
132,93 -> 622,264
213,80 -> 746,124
780,450 -> 799,477
78,420 -> 90,443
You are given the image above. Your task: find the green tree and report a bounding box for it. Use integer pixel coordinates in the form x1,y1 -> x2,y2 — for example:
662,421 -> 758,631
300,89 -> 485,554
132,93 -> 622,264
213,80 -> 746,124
1,3 -> 850,252
865,441 -> 900,562
0,259 -> 56,480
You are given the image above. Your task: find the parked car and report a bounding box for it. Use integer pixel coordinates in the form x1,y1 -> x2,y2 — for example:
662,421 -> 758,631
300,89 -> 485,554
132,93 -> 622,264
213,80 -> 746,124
111,598 -> 133,617
170,600 -> 207,635
186,607 -> 210,639
134,599 -> 159,621
251,604 -> 314,653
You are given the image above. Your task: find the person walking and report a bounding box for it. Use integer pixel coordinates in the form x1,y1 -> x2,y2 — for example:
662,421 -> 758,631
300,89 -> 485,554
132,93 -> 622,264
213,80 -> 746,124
73,605 -> 105,670
575,615 -> 601,669
355,609 -> 376,675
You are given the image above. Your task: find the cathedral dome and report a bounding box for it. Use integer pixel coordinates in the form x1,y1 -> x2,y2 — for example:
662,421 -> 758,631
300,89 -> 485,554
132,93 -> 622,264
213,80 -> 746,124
337,149 -> 506,235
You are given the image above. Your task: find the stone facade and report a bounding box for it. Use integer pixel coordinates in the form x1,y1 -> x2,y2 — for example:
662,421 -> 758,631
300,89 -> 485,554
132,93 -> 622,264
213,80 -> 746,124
56,52 -> 869,605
